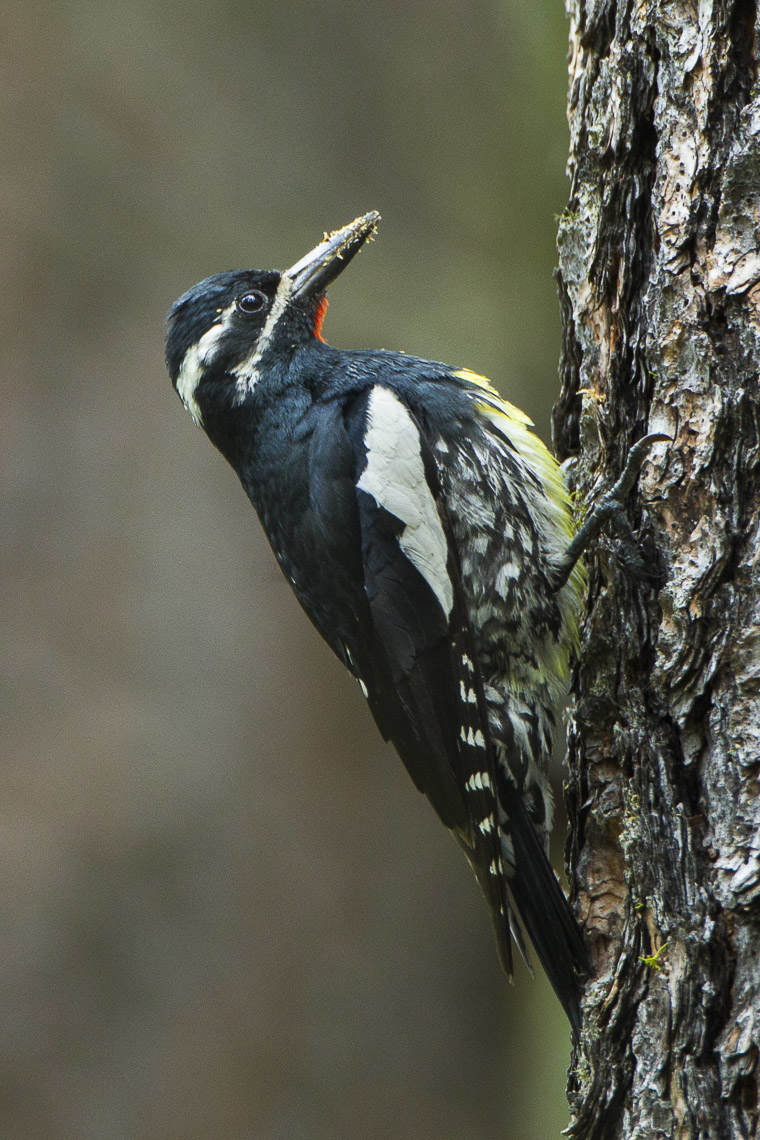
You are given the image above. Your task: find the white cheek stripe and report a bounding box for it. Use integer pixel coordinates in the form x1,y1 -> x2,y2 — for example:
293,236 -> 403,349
357,385 -> 454,618
176,317 -> 231,427
233,274 -> 293,400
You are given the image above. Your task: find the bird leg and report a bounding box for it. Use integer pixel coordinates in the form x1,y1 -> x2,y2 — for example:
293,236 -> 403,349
550,432 -> 670,592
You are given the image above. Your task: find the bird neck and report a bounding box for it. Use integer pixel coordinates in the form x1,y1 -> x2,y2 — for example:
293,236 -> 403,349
201,339 -> 333,473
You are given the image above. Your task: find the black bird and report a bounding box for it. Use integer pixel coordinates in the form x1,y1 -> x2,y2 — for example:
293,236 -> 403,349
165,212 -> 591,1034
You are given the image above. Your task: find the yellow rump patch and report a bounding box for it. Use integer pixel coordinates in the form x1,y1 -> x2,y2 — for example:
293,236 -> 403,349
450,366 -> 586,673
452,369 -> 535,427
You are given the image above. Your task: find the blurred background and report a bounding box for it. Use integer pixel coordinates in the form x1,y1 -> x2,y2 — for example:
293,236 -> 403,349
2,2 -> 574,1136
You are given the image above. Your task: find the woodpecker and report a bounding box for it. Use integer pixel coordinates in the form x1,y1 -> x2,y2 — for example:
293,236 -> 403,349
166,212 -> 611,1035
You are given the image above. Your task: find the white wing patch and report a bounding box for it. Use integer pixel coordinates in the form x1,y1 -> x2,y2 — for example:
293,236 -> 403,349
357,385 -> 454,618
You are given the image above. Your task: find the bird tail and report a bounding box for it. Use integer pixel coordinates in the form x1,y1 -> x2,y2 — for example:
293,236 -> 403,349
503,789 -> 589,1040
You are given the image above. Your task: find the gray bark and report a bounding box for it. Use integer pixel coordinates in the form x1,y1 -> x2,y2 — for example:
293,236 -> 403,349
555,2 -> 760,1137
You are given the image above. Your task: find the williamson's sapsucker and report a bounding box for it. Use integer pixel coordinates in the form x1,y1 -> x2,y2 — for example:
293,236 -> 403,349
165,212 -> 595,1034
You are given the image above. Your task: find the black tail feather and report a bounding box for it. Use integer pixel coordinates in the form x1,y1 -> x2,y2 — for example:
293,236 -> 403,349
504,791 -> 589,1040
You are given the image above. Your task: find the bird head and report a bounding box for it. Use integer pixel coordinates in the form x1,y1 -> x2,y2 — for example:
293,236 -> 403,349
165,211 -> 380,428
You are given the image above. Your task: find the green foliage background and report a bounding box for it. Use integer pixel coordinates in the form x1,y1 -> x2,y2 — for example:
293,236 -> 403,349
3,2 -> 574,1135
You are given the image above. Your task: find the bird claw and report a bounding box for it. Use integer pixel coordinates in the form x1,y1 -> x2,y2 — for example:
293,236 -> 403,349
551,432 -> 670,591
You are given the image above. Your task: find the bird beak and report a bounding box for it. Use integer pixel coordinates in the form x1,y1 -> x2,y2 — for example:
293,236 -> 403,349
286,211 -> 381,300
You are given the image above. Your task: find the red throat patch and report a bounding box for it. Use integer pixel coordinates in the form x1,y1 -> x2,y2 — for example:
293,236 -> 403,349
314,296 -> 328,341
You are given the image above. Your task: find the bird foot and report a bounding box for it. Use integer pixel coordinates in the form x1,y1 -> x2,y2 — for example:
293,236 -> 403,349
551,433 -> 670,591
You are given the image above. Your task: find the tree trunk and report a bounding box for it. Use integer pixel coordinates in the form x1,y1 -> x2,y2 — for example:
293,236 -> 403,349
555,3 -> 760,1137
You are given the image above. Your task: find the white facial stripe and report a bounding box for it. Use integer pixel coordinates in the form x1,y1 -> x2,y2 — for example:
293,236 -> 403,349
358,385 -> 454,617
233,274 -> 293,400
176,302 -> 237,427
176,321 -> 223,425
176,344 -> 206,427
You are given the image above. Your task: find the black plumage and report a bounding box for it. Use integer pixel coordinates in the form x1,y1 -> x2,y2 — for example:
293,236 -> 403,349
165,213 -> 588,1035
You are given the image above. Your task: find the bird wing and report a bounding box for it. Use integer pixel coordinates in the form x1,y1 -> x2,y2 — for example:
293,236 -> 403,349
309,383 -> 515,968
258,376 -> 585,1024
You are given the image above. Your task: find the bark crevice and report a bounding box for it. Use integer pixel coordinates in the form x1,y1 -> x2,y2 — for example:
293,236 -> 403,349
557,2 -> 760,1136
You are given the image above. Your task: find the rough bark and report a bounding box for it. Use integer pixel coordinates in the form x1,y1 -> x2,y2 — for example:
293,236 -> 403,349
555,2 -> 760,1137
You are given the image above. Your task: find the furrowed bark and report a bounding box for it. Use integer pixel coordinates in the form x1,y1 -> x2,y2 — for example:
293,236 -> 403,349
555,2 -> 760,1137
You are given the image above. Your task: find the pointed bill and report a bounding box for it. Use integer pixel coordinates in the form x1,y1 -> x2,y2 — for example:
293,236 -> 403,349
286,211 -> 380,300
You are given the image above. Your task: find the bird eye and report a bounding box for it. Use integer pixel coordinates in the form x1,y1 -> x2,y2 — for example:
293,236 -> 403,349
237,291 -> 267,314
